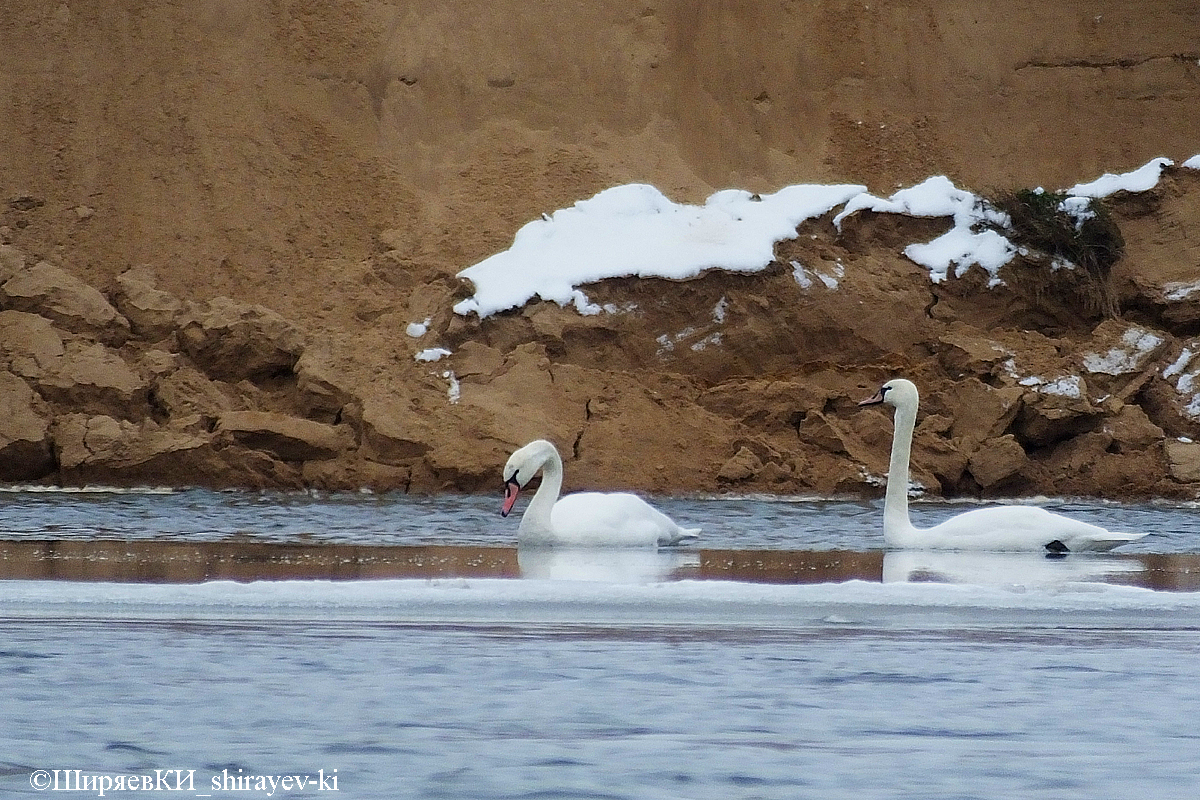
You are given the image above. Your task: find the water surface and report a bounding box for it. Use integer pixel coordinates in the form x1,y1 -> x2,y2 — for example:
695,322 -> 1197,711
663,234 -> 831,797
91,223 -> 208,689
2,489 -> 1199,799
1,488 -> 1197,589
2,488 -> 1195,552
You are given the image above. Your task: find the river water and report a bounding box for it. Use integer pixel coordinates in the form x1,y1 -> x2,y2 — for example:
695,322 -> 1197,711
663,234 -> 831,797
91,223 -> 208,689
2,489 -> 1199,799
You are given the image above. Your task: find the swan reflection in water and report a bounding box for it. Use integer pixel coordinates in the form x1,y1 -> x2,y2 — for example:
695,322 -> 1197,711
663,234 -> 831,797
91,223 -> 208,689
517,546 -> 700,582
883,550 -> 1144,587
518,548 -> 1146,587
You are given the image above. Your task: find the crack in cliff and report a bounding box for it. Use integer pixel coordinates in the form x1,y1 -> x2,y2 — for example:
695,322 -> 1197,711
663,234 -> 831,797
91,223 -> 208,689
1016,53 -> 1200,71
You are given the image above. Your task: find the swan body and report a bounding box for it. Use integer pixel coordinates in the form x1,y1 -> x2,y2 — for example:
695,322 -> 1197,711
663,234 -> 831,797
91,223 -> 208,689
860,379 -> 1146,552
501,439 -> 700,547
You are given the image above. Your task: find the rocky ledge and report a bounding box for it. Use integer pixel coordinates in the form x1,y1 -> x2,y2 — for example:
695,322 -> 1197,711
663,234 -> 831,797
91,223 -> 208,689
5,168 -> 1200,501
0,250 -> 378,490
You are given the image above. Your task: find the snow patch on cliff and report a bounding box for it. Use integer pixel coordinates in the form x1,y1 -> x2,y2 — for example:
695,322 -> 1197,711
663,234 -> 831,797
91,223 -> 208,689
791,259 -> 843,289
833,176 -> 1014,287
442,371 -> 461,404
1163,282 -> 1200,302
454,182 -> 864,318
1067,158 -> 1174,198
1164,346 -> 1200,421
415,347 -> 452,362
1019,375 -> 1084,399
453,158 -> 1180,319
1083,327 -> 1164,375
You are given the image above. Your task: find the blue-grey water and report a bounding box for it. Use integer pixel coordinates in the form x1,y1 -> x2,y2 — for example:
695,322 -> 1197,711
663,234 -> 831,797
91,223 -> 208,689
0,487 -> 1196,551
2,489 -> 1200,799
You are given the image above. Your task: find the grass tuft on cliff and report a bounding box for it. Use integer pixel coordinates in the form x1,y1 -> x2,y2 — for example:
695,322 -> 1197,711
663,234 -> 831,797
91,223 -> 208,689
985,188 -> 1124,318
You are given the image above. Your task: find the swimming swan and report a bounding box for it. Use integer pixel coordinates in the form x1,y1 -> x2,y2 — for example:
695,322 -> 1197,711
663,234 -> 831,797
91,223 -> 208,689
501,439 -> 700,547
859,378 -> 1146,552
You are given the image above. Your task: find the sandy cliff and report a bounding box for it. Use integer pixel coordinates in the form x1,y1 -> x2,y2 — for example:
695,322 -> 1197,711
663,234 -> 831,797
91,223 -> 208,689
2,1 -> 1200,499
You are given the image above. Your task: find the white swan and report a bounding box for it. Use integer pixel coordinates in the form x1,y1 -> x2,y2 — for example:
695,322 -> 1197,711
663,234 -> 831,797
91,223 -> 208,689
501,439 -> 700,547
859,378 -> 1147,552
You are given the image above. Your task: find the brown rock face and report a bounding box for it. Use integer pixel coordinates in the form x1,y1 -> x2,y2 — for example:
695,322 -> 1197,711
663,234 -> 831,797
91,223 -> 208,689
2,4 -> 1200,500
1164,441 -> 1200,484
968,436 -> 1029,490
112,267 -> 184,341
177,298 -> 307,382
0,244 -> 25,279
0,371 -> 53,480
35,341 -> 148,420
0,310 -> 65,377
151,366 -> 242,422
717,447 -> 764,484
1,261 -> 129,342
216,411 -> 353,463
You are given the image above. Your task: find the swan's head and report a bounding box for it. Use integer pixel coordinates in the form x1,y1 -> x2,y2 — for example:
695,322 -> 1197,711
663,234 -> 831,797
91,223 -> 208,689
858,378 -> 919,410
501,439 -> 558,517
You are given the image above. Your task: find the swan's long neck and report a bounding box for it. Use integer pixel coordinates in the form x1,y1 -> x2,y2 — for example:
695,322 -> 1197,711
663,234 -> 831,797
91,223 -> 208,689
520,446 -> 564,541
884,399 -> 918,543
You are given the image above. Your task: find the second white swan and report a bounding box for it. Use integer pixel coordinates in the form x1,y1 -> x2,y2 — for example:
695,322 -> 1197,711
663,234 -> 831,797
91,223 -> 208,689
501,439 -> 701,547
859,378 -> 1146,552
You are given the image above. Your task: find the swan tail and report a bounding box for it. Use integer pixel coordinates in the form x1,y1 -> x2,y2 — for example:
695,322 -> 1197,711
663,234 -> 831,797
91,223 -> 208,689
663,527 -> 701,546
1080,531 -> 1149,552
1103,531 -> 1148,542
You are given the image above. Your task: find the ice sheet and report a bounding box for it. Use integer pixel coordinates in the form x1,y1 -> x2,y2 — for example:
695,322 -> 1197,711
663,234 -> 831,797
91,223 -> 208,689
3,575 -> 1198,630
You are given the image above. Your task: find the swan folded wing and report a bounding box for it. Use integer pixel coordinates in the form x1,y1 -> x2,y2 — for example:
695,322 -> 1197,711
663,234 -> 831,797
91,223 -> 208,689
551,492 -> 698,548
913,505 -> 1143,552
